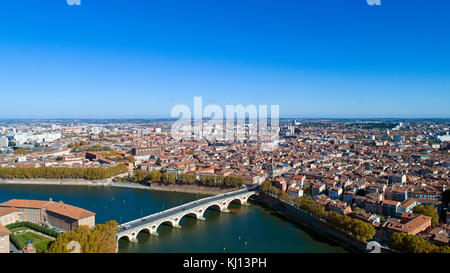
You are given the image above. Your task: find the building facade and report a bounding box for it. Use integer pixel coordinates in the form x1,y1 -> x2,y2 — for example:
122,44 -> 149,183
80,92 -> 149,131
0,199 -> 95,231
0,224 -> 10,253
0,207 -> 22,226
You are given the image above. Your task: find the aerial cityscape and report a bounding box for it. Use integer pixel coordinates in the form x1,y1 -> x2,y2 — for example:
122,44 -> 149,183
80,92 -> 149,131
0,118 -> 448,254
0,0 -> 449,265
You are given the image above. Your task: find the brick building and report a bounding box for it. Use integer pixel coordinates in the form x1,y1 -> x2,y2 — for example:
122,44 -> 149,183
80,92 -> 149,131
0,199 -> 95,231
0,207 -> 22,226
380,212 -> 432,241
0,224 -> 10,253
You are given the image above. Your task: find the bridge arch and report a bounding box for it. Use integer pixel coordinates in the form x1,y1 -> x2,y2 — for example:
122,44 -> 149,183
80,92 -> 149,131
226,192 -> 256,208
136,227 -> 152,237
117,234 -> 132,242
179,212 -> 201,223
228,198 -> 243,205
152,219 -> 179,233
200,203 -> 225,218
204,203 -> 222,212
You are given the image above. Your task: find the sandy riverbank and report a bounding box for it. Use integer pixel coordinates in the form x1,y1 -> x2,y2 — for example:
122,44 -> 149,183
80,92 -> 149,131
0,179 -> 238,195
147,183 -> 237,195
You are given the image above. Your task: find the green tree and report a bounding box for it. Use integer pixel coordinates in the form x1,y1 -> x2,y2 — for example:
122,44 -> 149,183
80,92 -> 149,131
162,172 -> 177,184
125,156 -> 135,163
0,165 -> 127,180
413,205 -> 439,226
178,173 -> 196,184
47,220 -> 119,253
388,233 -> 439,253
14,147 -> 27,155
150,170 -> 162,183
260,181 -> 272,193
349,220 -> 376,242
133,169 -> 150,183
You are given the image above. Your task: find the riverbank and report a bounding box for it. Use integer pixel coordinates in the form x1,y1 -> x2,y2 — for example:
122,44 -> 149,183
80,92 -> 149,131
148,183 -> 237,195
0,178 -> 110,186
254,192 -> 376,253
0,179 -> 238,195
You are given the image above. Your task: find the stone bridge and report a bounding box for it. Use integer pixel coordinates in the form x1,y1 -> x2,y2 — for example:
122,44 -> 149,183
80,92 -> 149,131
116,187 -> 258,243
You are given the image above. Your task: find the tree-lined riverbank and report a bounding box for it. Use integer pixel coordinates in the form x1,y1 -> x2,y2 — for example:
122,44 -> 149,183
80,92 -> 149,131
0,165 -> 128,180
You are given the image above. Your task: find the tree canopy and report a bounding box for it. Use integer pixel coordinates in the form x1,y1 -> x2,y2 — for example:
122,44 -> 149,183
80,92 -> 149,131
388,233 -> 449,253
413,205 -> 439,226
47,220 -> 119,253
132,170 -> 243,188
0,164 -> 128,180
13,147 -> 27,155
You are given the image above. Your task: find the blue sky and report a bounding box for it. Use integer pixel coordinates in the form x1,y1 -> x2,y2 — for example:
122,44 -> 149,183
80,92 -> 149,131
0,0 -> 449,118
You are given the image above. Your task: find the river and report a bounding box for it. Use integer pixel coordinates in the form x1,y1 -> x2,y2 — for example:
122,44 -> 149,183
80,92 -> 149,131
0,183 -> 347,253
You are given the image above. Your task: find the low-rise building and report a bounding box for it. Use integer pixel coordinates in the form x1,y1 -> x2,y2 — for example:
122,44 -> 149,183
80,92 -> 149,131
273,178 -> 287,192
287,188 -> 303,198
385,187 -> 408,203
0,198 -> 95,231
388,174 -> 406,185
327,200 -> 352,215
46,201 -> 96,230
380,212 -> 432,241
0,224 -> 10,253
343,191 -> 354,204
382,199 -> 400,217
0,207 -> 22,226
328,186 -> 343,200
314,194 -> 331,207
312,183 -> 326,197
349,210 -> 381,225
398,198 -> 418,214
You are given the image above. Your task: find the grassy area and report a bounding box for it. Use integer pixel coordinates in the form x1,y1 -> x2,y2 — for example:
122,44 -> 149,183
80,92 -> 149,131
12,230 -> 54,253
8,224 -> 57,253
10,227 -> 27,233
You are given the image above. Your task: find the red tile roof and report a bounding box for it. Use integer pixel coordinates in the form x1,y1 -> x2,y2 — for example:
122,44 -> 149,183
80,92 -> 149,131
0,224 -> 10,237
0,199 -> 50,209
0,207 -> 19,217
46,202 -> 95,220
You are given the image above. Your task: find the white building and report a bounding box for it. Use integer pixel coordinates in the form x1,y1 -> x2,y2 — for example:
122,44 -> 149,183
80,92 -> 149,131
0,136 -> 8,148
13,131 -> 61,145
